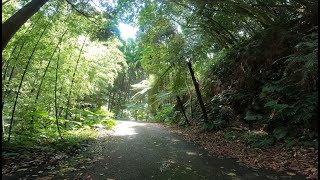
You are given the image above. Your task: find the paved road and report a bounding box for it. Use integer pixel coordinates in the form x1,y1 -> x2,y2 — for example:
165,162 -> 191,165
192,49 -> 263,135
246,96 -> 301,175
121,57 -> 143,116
61,120 -> 306,180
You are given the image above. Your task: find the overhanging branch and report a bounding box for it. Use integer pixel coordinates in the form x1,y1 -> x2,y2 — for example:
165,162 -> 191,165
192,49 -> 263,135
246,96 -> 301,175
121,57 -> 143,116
65,0 -> 99,25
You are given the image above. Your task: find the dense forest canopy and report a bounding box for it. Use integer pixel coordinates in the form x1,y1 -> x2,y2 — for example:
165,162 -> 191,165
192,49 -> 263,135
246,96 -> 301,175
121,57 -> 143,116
2,0 -> 318,153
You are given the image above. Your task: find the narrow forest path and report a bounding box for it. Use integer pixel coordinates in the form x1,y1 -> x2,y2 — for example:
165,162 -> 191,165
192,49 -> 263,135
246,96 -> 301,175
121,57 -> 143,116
5,120 -> 308,180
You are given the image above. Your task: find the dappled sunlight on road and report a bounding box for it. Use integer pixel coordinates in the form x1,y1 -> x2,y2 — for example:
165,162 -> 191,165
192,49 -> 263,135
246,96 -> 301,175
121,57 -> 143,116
111,121 -> 146,136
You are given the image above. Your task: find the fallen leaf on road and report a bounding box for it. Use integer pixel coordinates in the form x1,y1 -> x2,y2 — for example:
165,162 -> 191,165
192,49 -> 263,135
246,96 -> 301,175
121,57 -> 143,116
286,172 -> 296,176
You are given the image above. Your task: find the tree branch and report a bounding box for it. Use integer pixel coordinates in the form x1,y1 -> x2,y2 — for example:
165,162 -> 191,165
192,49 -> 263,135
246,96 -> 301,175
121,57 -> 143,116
2,0 -> 11,5
64,0 -> 99,25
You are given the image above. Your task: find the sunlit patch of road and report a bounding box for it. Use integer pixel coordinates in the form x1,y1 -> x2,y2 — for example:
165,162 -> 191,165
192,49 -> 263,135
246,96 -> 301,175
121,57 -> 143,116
95,120 -> 147,138
111,121 -> 146,136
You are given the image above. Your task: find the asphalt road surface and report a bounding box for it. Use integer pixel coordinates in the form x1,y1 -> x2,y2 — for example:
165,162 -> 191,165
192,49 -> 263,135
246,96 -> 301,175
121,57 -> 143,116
63,120 -> 306,180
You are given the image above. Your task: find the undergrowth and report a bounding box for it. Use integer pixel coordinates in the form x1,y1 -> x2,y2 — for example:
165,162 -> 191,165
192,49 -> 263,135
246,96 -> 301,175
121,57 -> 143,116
2,108 -> 117,155
197,16 -> 318,149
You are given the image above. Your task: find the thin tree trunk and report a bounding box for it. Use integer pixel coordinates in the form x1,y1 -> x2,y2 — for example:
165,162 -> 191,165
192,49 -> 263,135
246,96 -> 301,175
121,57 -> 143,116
109,92 -> 115,112
176,95 -> 190,126
97,95 -> 102,109
65,37 -> 87,120
108,93 -> 112,111
55,48 -> 63,139
186,62 -> 209,123
135,110 -> 138,121
111,94 -> 114,111
2,0 -> 50,52
7,23 -> 49,142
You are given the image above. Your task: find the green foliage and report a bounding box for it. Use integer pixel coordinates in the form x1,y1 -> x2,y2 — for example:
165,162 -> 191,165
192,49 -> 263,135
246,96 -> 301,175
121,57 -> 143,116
95,109 -> 114,119
260,33 -> 318,138
244,111 -> 263,121
2,0 -> 127,143
200,14 -> 318,146
68,108 -> 116,129
100,119 -> 117,129
272,127 -> 288,140
264,100 -> 289,112
2,0 -> 318,151
243,132 -> 274,149
152,104 -> 176,124
203,91 -> 235,131
126,103 -> 148,121
224,130 -> 274,149
3,127 -> 97,153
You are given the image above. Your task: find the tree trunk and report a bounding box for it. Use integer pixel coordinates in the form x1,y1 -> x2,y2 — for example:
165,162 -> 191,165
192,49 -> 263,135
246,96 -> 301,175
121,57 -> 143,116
109,92 -> 115,112
97,95 -> 102,109
176,95 -> 190,126
2,0 -> 50,52
65,37 -> 87,120
186,62 -> 209,123
107,93 -> 112,111
7,23 -> 49,142
55,47 -> 63,139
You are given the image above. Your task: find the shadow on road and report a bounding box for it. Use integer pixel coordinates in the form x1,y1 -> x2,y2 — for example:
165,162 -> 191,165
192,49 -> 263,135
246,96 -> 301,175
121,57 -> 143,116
66,120 -> 307,180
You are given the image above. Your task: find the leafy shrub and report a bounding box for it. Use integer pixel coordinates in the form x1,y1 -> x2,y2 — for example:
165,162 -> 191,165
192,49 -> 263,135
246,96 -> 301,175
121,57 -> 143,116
243,132 -> 274,149
272,127 -> 288,140
260,33 -> 318,139
152,104 -> 176,124
3,127 -> 98,153
203,91 -> 235,131
95,109 -> 114,119
244,111 -> 263,121
100,119 -> 117,129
